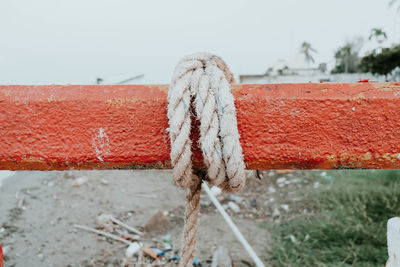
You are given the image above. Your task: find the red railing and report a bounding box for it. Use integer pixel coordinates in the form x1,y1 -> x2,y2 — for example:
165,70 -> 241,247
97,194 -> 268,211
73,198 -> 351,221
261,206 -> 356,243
1,82 -> 400,171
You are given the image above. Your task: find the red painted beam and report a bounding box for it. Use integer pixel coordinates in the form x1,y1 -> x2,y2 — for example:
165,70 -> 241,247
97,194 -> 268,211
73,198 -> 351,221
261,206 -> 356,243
1,83 -> 400,170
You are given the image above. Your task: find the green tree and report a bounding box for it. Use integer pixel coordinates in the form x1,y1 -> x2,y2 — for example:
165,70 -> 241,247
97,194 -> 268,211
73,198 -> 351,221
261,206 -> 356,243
332,38 -> 363,74
369,28 -> 387,44
300,42 -> 317,65
359,44 -> 400,80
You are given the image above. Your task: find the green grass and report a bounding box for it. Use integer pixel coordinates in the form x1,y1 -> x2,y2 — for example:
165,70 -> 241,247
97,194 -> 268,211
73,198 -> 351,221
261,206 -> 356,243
267,170 -> 400,267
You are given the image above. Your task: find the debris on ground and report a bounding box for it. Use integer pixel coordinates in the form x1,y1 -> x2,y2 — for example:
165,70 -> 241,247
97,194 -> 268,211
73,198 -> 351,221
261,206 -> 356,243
143,210 -> 171,233
71,176 -> 88,187
96,213 -> 143,235
1,169 -> 325,266
73,210 -> 250,266
227,201 -> 240,213
74,224 -> 132,245
229,194 -> 244,203
211,245 -> 232,267
96,213 -> 115,232
125,242 -> 142,258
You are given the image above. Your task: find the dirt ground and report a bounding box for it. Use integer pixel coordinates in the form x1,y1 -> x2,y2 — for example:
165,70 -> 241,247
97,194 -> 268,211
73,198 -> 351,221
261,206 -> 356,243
0,169 -> 317,266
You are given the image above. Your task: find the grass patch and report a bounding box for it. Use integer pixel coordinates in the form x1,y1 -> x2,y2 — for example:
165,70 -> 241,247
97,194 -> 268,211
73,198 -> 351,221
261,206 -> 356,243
267,170 -> 400,267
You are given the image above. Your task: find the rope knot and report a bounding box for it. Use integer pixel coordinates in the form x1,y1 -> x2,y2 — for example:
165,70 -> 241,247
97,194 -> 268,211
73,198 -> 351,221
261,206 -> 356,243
167,52 -> 246,266
168,52 -> 245,192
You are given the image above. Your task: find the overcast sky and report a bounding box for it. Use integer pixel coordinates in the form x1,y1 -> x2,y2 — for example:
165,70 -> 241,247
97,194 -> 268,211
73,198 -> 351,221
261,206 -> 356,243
0,0 -> 398,84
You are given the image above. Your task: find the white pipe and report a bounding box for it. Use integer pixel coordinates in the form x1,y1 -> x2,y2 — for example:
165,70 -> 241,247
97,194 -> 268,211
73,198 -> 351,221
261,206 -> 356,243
109,216 -> 143,235
74,224 -> 131,245
387,217 -> 400,267
202,182 -> 265,267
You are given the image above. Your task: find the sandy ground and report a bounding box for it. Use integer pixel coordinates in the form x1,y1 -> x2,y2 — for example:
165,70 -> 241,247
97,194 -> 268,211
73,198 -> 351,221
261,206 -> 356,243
0,170 -> 275,266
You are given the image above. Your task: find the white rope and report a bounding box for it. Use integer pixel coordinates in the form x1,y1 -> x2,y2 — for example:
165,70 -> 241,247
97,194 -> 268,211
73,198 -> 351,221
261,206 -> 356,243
167,52 -> 248,266
168,52 -> 245,192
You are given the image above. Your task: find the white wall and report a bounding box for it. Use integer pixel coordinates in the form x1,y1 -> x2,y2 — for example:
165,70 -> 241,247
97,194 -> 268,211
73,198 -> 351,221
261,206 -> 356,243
240,73 -> 387,84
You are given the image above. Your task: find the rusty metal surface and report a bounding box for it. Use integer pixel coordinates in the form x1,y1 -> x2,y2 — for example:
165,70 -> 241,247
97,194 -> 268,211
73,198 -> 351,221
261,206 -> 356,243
1,83 -> 400,170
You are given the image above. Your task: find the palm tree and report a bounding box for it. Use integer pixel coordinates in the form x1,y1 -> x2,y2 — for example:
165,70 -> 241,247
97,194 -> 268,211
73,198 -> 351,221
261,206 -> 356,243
334,44 -> 353,73
332,38 -> 364,74
300,42 -> 317,65
369,28 -> 388,44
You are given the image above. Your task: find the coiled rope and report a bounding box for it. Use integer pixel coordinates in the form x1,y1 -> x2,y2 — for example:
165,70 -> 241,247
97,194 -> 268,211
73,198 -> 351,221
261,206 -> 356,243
167,52 -> 246,266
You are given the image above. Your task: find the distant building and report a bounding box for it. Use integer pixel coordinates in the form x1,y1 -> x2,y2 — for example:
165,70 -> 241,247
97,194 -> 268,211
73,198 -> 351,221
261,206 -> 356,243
239,53 -> 386,83
268,53 -> 325,76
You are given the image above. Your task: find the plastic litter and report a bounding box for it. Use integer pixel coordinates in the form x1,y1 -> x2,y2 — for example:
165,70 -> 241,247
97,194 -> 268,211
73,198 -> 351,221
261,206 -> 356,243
125,242 -> 142,258
151,248 -> 165,257
142,247 -> 158,260
229,195 -> 244,203
171,254 -> 180,261
163,243 -> 172,251
162,234 -> 171,243
228,201 -> 240,213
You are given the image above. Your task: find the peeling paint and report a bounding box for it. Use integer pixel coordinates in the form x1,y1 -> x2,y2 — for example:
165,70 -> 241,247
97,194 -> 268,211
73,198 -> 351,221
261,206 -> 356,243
92,128 -> 110,162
